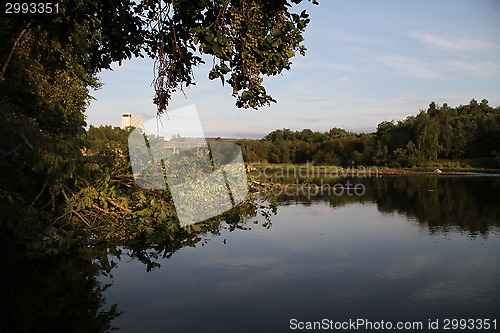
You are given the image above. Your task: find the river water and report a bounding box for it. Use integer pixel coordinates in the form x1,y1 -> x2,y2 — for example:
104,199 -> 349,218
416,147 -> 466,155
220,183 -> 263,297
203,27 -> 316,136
98,175 -> 500,332
3,175 -> 499,332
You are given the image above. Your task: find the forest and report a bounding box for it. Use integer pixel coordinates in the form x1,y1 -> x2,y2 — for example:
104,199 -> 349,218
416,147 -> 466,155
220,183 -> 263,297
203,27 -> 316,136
238,99 -> 500,167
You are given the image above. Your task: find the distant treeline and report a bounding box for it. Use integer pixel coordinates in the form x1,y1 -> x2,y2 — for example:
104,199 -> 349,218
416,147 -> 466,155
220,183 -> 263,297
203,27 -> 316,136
237,99 -> 500,167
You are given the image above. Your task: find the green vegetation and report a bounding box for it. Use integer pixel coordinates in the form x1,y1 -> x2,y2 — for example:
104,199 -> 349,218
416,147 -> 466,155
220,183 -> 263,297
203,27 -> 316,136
1,0 -> 314,252
238,99 -> 500,168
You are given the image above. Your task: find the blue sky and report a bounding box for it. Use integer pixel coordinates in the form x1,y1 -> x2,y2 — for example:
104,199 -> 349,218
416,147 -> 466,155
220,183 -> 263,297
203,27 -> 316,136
86,0 -> 500,138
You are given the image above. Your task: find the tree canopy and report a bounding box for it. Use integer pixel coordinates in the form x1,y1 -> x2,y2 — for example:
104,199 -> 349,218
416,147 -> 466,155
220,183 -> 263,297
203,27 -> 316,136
1,0 -> 316,252
1,0 -> 318,115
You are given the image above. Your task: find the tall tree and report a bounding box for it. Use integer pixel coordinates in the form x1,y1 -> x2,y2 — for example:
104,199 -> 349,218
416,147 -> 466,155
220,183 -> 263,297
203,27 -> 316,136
1,0 -> 318,116
0,0 -> 319,248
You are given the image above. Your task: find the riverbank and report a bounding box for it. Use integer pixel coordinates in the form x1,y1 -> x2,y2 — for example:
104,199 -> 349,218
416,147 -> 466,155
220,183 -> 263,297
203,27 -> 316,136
248,162 -> 500,178
372,167 -> 500,176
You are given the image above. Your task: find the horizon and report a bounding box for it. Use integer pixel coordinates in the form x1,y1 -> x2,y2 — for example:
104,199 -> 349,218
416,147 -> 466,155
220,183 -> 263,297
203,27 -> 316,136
106,97 -> 498,140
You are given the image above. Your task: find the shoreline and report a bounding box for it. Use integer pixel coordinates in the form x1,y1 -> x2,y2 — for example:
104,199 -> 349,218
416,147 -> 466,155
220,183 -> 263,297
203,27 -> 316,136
372,167 -> 500,176
250,164 -> 500,177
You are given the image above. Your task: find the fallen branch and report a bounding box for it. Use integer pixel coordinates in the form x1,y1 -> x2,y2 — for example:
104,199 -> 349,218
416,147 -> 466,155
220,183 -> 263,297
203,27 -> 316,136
107,197 -> 132,214
71,209 -> 92,228
30,183 -> 47,206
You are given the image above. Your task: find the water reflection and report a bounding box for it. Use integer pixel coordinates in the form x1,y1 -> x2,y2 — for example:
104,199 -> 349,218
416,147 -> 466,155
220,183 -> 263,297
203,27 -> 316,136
102,202 -> 499,332
272,175 -> 500,236
3,176 -> 500,332
1,248 -> 121,333
372,176 -> 500,236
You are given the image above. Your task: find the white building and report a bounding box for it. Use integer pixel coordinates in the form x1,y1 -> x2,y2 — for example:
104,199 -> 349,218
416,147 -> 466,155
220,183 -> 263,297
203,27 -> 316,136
121,113 -> 143,129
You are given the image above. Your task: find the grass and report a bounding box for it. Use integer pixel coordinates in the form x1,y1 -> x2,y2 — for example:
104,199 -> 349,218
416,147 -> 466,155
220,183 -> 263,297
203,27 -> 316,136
418,157 -> 497,169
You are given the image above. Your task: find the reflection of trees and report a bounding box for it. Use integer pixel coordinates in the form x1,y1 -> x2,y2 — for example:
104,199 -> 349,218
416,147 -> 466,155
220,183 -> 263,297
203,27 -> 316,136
371,176 -> 500,236
3,176 -> 497,331
122,201 -> 277,271
269,175 -> 500,236
2,198 -> 276,331
1,249 -> 121,333
122,174 -> 498,251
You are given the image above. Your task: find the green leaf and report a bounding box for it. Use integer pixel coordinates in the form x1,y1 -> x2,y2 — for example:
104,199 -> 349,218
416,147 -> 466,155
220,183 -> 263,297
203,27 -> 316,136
212,45 -> 222,54
241,91 -> 253,100
272,28 -> 282,37
220,65 -> 230,74
204,34 -> 214,43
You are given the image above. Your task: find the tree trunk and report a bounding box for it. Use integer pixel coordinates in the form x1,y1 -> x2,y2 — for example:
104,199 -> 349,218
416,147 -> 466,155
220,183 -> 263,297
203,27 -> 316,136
0,24 -> 31,81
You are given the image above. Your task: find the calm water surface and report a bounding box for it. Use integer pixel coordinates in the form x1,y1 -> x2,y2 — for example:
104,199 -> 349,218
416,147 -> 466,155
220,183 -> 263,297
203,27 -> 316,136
99,176 -> 500,332
3,176 -> 500,332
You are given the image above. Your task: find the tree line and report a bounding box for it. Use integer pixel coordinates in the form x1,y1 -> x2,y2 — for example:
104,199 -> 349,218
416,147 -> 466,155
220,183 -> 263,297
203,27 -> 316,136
237,99 -> 500,167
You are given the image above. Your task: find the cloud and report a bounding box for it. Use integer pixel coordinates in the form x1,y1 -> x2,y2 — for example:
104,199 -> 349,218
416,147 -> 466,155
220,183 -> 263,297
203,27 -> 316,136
440,59 -> 500,78
383,255 -> 439,280
408,31 -> 499,53
398,31 -> 500,79
378,55 -> 441,79
373,29 -> 500,80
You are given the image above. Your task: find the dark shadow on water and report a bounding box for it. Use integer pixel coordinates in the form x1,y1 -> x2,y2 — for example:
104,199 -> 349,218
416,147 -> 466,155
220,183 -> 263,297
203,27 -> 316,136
0,248 -> 121,333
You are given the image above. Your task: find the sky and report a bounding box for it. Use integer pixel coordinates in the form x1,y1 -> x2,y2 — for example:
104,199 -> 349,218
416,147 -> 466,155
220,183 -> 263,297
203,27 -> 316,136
86,0 -> 500,139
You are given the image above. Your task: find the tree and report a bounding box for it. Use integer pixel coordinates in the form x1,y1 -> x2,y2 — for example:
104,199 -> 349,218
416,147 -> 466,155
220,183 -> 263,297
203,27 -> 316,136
153,0 -> 318,111
1,0 -> 319,249
1,0 -> 318,114
415,111 -> 440,160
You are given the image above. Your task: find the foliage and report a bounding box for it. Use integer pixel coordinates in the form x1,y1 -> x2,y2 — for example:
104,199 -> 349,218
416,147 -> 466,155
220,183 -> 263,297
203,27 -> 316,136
141,0 -> 318,111
64,126 -> 277,244
237,99 -> 500,167
2,0 -> 318,112
0,0 -> 317,252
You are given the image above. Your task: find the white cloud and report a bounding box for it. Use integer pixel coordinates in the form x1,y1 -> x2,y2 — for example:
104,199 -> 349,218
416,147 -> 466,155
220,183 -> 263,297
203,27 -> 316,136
402,31 -> 500,79
378,32 -> 500,79
408,31 -> 499,53
378,55 -> 441,79
440,59 -> 500,78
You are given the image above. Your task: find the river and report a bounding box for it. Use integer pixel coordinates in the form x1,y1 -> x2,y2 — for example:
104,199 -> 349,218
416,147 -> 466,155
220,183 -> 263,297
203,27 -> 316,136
3,175 -> 500,332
